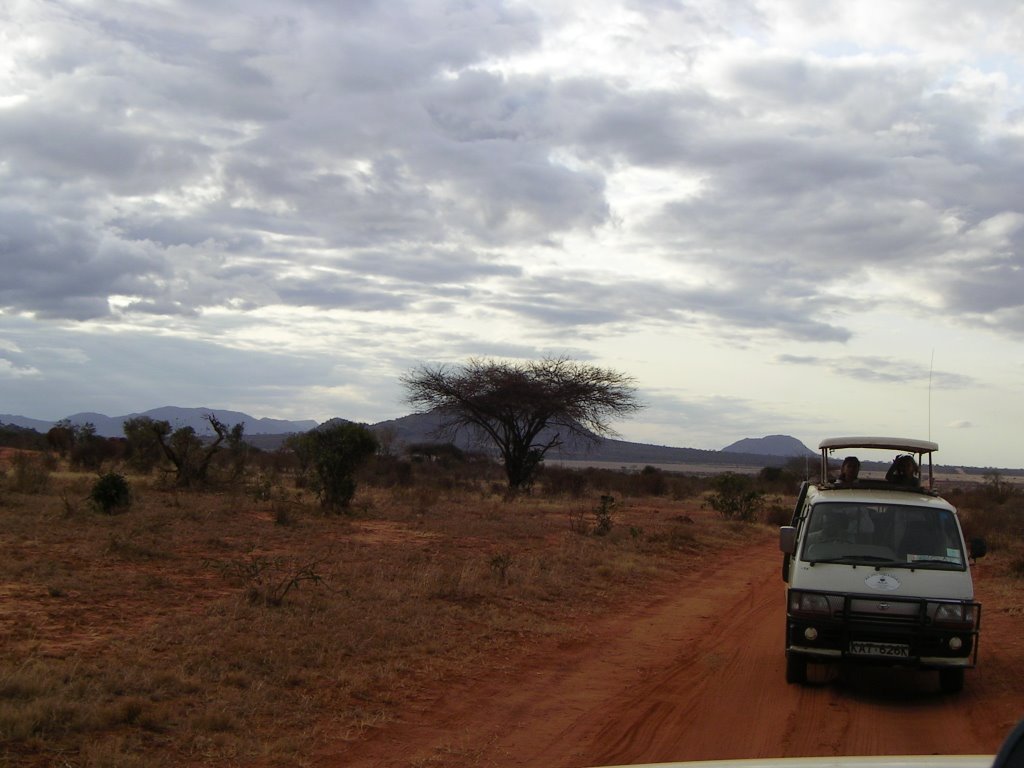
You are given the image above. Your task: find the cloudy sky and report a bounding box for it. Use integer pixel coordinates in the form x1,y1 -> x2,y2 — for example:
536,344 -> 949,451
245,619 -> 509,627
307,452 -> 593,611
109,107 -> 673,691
2,0 -> 1023,467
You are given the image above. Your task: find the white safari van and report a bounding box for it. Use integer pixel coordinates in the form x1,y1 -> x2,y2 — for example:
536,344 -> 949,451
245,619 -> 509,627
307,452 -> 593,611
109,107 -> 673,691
779,437 -> 986,693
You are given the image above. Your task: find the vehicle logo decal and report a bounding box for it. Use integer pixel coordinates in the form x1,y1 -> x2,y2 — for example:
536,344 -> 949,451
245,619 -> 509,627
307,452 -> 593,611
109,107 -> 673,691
865,573 -> 901,591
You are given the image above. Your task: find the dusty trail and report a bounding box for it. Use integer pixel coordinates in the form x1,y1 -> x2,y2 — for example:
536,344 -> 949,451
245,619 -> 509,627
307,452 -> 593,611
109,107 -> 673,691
325,540 -> 1023,768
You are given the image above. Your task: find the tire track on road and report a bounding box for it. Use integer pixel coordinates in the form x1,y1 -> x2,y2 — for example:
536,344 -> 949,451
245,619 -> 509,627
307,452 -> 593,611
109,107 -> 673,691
326,535 -> 1020,768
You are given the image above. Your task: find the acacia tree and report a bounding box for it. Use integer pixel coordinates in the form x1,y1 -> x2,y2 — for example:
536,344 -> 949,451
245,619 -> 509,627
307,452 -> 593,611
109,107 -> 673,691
402,357 -> 642,493
122,414 -> 238,486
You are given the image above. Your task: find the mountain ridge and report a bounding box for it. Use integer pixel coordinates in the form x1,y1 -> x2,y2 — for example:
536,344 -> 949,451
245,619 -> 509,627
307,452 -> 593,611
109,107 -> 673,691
1,408 -> 1007,473
0,408 -> 317,437
1,406 -> 802,467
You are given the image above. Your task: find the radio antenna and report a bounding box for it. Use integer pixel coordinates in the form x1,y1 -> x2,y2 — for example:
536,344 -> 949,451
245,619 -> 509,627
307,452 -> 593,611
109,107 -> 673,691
928,349 -> 934,442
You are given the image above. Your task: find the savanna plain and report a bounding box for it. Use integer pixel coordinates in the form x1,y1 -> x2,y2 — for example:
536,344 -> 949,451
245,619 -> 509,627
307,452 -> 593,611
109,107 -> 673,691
2,447 -> 1023,768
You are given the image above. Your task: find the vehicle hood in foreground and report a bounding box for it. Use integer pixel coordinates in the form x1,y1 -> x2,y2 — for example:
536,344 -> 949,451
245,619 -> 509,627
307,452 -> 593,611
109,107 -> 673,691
595,756 -> 992,768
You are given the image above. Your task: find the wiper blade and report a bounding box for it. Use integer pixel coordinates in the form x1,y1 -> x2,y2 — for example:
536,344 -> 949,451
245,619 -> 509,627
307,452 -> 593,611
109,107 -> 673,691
811,555 -> 896,565
904,557 -> 961,568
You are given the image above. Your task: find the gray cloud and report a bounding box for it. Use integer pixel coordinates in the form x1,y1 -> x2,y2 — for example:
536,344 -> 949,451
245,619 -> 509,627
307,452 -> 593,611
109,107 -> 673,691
485,272 -> 850,343
0,318 -> 386,421
2,1 -> 1022,465
777,354 -> 976,389
7,1 -> 1020,339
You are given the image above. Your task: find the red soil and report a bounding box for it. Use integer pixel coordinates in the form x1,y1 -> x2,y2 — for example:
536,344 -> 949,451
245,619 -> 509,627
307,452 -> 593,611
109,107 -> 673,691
322,541 -> 1023,768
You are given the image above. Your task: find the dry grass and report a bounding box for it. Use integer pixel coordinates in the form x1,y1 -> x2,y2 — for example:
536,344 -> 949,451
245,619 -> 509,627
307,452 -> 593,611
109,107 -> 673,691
0,460 -> 770,767
3,457 -> 1022,766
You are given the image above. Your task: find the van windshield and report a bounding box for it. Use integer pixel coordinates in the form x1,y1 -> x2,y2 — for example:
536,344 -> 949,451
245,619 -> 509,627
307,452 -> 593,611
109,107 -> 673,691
801,502 -> 965,569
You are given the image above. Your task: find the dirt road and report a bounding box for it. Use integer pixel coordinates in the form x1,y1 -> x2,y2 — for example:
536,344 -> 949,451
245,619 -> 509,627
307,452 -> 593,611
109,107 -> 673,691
326,540 -> 1023,768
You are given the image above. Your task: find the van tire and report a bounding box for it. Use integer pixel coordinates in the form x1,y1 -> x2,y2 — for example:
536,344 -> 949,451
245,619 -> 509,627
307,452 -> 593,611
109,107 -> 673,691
786,652 -> 807,684
939,668 -> 964,693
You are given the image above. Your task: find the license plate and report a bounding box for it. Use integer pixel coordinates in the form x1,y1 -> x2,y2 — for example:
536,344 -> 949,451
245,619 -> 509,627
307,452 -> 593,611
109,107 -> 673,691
849,641 -> 910,658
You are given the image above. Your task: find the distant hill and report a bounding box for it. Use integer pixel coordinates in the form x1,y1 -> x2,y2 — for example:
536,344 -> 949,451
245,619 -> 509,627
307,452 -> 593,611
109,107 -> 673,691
4,408 -> 1014,475
0,408 -> 819,470
0,414 -> 54,433
0,407 -> 317,438
369,412 -> 796,469
722,435 -> 815,458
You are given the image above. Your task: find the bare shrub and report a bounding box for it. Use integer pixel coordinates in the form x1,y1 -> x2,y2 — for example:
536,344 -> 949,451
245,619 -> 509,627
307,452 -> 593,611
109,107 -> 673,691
568,506 -> 589,534
959,500 -> 1024,552
539,466 -> 589,498
273,500 -> 295,526
488,551 -> 514,585
636,466 -> 668,495
669,475 -> 703,500
212,552 -> 327,606
639,518 -> 699,553
9,452 -> 50,493
106,534 -> 168,561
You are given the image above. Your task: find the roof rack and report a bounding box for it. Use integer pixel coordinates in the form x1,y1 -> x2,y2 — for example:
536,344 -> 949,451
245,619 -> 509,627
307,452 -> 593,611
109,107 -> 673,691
819,436 -> 938,453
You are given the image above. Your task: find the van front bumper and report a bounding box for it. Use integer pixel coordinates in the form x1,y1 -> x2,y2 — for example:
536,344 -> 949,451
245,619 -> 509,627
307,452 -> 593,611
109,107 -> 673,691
785,589 -> 980,669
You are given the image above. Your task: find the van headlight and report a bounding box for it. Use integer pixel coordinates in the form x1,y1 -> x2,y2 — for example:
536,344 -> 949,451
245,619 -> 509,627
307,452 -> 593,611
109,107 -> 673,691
932,602 -> 976,628
789,590 -> 831,616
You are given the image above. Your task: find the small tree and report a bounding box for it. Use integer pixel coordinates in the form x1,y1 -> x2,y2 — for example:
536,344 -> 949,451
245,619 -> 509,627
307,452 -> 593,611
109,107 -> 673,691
68,423 -> 115,470
224,422 -> 251,479
302,422 -> 379,511
123,416 -> 166,472
46,421 -> 75,457
402,357 -> 642,494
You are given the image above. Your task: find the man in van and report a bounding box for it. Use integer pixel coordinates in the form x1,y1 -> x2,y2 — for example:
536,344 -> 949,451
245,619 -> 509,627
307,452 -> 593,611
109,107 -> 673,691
837,456 -> 860,483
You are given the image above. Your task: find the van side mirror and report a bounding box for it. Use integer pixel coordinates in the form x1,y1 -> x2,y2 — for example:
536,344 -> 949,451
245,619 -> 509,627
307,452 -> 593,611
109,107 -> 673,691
780,526 -> 797,554
970,537 -> 988,560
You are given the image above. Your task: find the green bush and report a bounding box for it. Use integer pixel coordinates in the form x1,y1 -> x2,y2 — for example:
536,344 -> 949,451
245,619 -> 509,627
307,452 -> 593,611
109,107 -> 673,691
90,472 -> 132,514
297,423 -> 379,511
593,494 -> 616,535
703,472 -> 764,522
